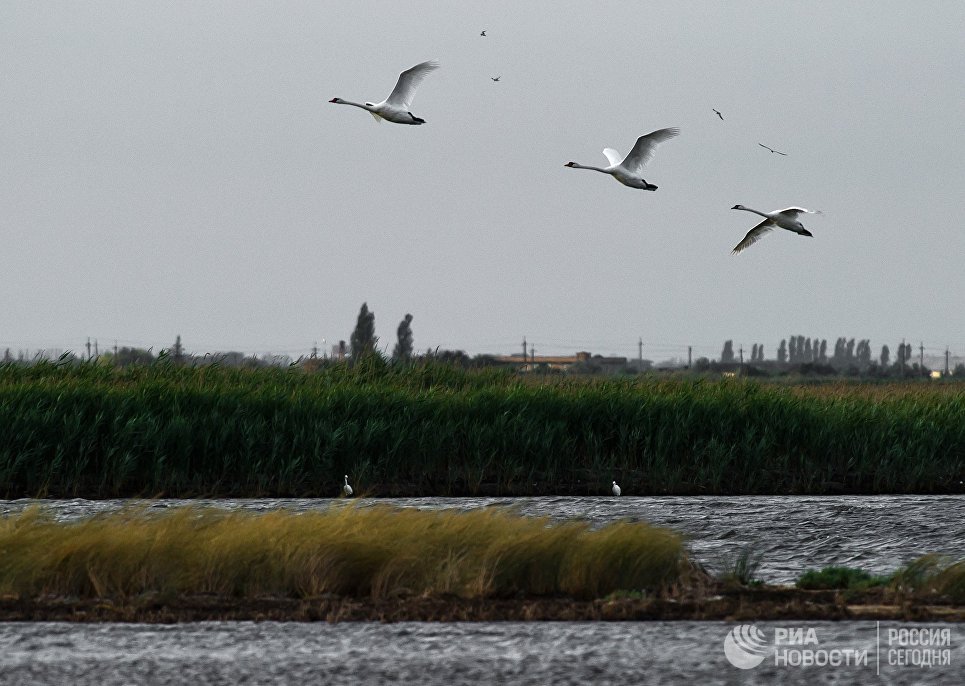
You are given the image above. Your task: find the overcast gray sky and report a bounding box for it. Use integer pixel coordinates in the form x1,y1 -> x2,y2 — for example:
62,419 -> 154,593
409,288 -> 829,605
1,2 -> 963,362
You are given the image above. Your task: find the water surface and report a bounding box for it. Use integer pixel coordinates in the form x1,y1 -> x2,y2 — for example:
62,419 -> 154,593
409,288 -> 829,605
1,620 -> 961,685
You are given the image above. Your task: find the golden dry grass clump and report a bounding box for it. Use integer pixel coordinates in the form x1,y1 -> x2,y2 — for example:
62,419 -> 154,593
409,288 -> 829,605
890,555 -> 965,604
0,505 -> 687,601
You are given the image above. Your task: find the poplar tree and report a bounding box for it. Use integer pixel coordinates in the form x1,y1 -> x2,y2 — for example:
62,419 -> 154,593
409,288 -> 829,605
350,302 -> 378,359
392,314 -> 414,361
721,340 -> 734,363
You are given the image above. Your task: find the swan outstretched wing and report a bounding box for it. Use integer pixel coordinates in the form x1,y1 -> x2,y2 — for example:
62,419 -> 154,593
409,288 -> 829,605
385,61 -> 440,109
601,148 -> 624,167
620,128 -> 679,173
732,219 -> 774,254
778,207 -> 821,218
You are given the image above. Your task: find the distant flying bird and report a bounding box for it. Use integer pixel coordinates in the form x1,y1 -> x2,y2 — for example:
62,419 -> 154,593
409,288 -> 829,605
491,76 -> 500,82
564,128 -> 680,191
329,60 -> 439,125
713,109 -> 724,120
730,205 -> 821,254
343,475 -> 353,496
480,30 -> 486,36
612,481 -> 622,496
758,143 -> 787,156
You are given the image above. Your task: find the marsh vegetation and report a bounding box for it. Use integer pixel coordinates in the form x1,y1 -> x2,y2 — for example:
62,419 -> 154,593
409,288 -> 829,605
0,361 -> 962,497
0,505 -> 687,600
0,505 -> 961,622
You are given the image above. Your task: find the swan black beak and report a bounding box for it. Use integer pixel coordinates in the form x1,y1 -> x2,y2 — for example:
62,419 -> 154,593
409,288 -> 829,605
802,230 -> 814,237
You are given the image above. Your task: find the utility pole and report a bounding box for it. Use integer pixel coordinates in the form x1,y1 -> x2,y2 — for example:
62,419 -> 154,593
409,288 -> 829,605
530,344 -> 535,364
739,345 -> 744,368
113,341 -> 118,357
86,337 -> 92,361
311,341 -> 318,359
522,337 -> 527,362
946,347 -> 950,376
900,338 -> 905,375
687,345 -> 692,368
94,339 -> 99,358
638,337 -> 643,363
919,342 -> 924,371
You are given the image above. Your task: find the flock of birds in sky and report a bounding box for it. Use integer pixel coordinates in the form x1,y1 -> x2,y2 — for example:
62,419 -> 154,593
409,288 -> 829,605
327,31 -> 828,495
10,15 -> 948,512
329,36 -> 822,255
329,36 -> 822,256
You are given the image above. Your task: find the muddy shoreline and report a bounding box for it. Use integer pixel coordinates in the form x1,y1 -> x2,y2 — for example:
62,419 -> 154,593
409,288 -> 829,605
2,589 -> 961,623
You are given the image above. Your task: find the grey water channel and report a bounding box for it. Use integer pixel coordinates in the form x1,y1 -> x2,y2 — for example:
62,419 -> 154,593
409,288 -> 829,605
1,495 -> 963,684
1,620 -> 962,684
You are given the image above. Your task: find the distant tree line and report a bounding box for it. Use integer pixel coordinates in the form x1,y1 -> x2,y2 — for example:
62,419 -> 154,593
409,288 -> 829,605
5,306 -> 964,379
706,335 -> 959,378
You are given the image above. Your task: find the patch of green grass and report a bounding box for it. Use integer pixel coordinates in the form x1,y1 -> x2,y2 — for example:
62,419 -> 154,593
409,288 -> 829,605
797,558 -> 965,603
796,566 -> 890,590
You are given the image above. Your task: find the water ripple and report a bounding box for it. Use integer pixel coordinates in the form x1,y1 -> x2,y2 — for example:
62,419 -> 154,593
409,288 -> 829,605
1,621 -> 962,685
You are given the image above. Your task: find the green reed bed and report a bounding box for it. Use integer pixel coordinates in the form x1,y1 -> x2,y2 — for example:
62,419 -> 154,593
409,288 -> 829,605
0,505 -> 687,600
0,361 -> 962,497
795,558 -> 965,603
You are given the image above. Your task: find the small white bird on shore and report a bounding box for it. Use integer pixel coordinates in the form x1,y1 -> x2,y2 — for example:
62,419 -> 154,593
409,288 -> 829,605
612,481 -> 622,496
343,475 -> 353,496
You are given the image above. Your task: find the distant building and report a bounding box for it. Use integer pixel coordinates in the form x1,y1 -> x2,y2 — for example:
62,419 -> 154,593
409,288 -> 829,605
490,351 -> 650,374
491,351 -> 591,371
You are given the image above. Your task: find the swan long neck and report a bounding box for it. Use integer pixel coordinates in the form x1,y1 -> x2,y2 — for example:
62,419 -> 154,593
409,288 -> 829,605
571,163 -> 611,174
736,206 -> 770,218
335,99 -> 370,110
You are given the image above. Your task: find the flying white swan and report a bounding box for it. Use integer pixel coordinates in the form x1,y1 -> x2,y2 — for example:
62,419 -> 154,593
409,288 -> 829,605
564,128 -> 680,190
343,475 -> 353,496
612,481 -> 622,496
330,61 -> 439,125
730,206 -> 821,254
